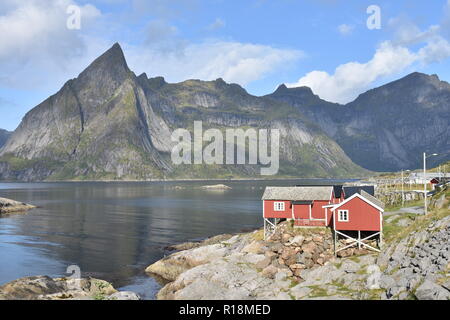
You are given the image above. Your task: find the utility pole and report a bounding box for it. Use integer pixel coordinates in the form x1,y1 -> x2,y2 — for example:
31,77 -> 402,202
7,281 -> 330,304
423,152 -> 438,215
424,152 -> 427,215
401,169 -> 404,207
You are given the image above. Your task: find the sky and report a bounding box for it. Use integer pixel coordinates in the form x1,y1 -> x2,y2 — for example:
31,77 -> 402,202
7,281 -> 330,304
1,0 -> 450,131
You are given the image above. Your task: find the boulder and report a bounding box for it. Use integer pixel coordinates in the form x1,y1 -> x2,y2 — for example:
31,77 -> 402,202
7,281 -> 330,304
396,218 -> 412,227
289,235 -> 305,246
312,235 -> 323,243
301,242 -> 316,254
200,184 -> 231,190
255,256 -> 272,269
0,276 -> 124,300
0,197 -> 36,214
261,265 -> 278,279
282,233 -> 292,243
281,247 -> 296,260
107,291 -> 140,300
242,241 -> 265,254
415,280 -> 450,300
290,285 -> 312,299
145,243 -> 229,281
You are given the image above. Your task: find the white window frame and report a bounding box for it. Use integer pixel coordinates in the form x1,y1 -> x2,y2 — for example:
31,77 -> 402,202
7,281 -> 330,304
338,209 -> 349,222
273,201 -> 285,211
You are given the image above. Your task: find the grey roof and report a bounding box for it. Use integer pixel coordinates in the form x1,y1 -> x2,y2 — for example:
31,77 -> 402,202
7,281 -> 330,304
359,190 -> 385,210
295,184 -> 343,199
343,186 -> 375,198
261,186 -> 333,201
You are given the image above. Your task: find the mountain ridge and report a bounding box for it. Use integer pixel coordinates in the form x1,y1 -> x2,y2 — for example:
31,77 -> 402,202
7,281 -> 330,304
267,72 -> 450,171
0,43 -> 368,181
1,43 -> 449,180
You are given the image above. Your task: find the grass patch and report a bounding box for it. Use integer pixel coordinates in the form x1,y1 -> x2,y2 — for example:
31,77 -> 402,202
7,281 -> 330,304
307,285 -> 330,298
251,230 -> 264,241
383,187 -> 450,244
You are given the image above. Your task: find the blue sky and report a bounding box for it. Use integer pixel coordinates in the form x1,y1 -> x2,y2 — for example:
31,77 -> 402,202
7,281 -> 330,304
1,0 -> 450,130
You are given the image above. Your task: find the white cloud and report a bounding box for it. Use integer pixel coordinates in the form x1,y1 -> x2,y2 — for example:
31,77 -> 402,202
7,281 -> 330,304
287,41 -> 417,103
337,23 -> 354,35
0,0 -> 300,94
0,0 -> 102,89
418,36 -> 450,64
207,18 -> 225,31
288,13 -> 450,104
126,41 -> 303,86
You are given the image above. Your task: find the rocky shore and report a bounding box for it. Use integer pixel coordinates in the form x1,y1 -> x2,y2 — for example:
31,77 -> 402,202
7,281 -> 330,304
0,197 -> 35,214
0,276 -> 140,300
146,196 -> 450,300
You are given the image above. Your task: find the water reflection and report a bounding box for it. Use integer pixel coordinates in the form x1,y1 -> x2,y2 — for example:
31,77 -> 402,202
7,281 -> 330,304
0,179 -> 350,299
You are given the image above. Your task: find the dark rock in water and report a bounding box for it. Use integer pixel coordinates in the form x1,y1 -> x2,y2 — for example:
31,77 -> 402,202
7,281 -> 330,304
0,275 -> 140,300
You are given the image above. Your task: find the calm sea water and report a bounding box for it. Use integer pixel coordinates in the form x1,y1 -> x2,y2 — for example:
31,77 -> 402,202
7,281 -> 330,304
0,179 -> 352,299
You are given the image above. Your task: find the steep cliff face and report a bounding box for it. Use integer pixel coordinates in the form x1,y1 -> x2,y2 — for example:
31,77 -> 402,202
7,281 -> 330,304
0,44 -> 366,181
0,43 -> 171,180
0,129 -> 11,149
268,73 -> 450,171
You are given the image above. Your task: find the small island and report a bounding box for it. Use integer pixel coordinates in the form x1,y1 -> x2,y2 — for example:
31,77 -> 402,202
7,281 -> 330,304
200,184 -> 232,190
0,197 -> 36,215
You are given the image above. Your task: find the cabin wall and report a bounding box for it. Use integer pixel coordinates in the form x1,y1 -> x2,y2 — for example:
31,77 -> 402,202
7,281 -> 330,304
312,200 -> 329,220
333,197 -> 381,231
293,204 -> 309,219
326,207 -> 333,226
263,200 -> 292,219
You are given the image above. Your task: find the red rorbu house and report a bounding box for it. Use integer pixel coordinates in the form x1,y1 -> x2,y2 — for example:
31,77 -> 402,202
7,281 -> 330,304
262,185 -> 385,253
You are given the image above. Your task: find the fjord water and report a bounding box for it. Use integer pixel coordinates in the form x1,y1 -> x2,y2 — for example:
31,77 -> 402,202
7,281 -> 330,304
0,180 -> 349,299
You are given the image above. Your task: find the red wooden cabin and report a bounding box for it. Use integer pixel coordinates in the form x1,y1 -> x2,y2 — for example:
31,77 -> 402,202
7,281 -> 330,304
328,190 -> 385,253
262,185 -> 385,253
262,186 -> 344,228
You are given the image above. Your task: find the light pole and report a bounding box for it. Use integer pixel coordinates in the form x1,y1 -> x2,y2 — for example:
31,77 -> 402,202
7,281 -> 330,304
423,152 -> 438,215
402,169 -> 410,207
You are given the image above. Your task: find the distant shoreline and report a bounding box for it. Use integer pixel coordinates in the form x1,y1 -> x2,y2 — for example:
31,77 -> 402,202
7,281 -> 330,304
0,177 -> 365,183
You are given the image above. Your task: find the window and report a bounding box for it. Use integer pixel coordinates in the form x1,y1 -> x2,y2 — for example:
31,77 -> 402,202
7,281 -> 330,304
274,202 -> 285,211
338,210 -> 349,222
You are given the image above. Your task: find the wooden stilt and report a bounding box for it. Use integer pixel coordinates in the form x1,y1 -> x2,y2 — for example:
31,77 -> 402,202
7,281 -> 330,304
358,231 -> 361,249
334,229 -> 337,256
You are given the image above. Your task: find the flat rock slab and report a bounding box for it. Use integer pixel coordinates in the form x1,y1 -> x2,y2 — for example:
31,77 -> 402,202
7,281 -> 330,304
0,197 -> 36,214
0,275 -> 140,300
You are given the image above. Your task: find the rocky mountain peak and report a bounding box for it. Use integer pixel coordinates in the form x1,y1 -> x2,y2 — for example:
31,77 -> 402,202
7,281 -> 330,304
76,42 -> 130,84
146,76 -> 167,90
272,84 -> 316,98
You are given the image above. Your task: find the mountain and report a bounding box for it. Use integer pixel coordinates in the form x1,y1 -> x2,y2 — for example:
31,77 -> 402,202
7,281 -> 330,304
0,43 -> 367,181
267,72 -> 450,171
0,129 -> 11,148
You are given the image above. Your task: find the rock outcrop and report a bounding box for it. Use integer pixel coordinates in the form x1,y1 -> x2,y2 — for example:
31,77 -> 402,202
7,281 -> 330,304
146,223 -> 375,300
0,276 -> 140,300
376,215 -> 450,300
200,184 -> 232,190
0,197 -> 35,214
147,202 -> 450,300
